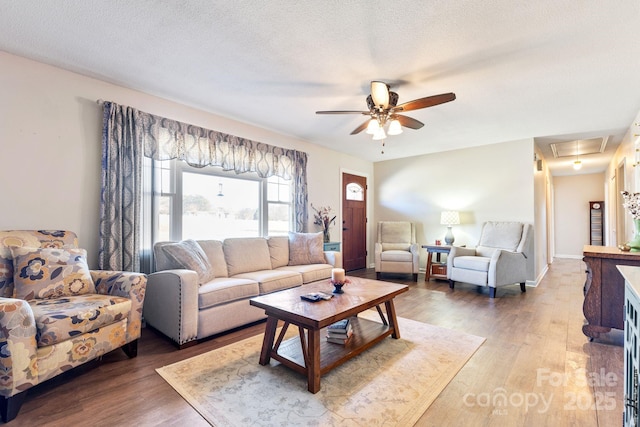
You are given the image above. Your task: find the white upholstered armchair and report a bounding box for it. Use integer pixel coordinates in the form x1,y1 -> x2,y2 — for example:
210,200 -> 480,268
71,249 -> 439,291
375,221 -> 420,282
447,221 -> 533,298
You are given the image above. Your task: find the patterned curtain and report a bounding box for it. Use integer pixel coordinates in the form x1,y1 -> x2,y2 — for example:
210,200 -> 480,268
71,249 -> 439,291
99,102 -> 143,271
100,102 -> 309,271
293,150 -> 308,232
136,108 -> 308,231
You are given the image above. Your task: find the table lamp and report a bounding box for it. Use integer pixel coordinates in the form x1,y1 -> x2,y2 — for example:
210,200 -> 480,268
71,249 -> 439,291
440,211 -> 460,245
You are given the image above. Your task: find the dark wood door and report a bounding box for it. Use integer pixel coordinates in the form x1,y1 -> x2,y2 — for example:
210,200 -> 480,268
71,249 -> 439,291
342,173 -> 367,271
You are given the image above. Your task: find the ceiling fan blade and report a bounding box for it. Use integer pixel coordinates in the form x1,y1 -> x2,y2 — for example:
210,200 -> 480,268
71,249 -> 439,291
351,120 -> 371,135
316,110 -> 369,114
370,81 -> 390,109
395,115 -> 424,129
394,92 -> 456,112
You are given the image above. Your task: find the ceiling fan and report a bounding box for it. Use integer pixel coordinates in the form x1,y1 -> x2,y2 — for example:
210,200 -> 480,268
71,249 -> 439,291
316,81 -> 456,141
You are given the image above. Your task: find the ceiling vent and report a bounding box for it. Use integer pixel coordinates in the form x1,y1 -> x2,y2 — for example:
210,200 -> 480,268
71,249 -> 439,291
550,137 -> 608,158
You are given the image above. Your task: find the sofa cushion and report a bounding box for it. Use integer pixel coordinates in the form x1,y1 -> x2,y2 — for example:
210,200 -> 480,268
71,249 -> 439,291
233,269 -> 302,294
288,232 -> 325,265
381,243 -> 411,251
11,247 -> 96,300
224,238 -> 272,276
276,264 -> 333,284
478,222 -> 523,251
198,277 -> 260,310
379,222 -> 413,247
29,294 -> 131,347
197,240 -> 229,278
380,250 -> 413,262
453,256 -> 491,272
162,239 -> 215,284
268,236 -> 289,269
450,268 -> 489,287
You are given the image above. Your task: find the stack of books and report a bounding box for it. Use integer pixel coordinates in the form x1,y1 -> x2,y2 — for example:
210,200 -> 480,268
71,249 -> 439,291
326,318 -> 353,344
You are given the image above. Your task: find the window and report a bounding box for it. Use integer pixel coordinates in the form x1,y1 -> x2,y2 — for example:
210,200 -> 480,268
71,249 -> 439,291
346,182 -> 364,201
267,175 -> 292,236
153,160 -> 292,242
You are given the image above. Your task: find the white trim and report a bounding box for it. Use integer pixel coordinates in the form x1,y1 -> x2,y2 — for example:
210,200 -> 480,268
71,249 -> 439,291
526,262 -> 550,287
554,254 -> 584,259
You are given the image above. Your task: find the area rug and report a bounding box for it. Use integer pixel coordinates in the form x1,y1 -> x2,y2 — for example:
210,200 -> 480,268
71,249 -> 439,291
156,312 -> 485,426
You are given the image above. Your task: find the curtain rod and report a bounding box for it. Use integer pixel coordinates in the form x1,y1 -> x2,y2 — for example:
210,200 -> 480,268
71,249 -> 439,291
96,99 -> 104,105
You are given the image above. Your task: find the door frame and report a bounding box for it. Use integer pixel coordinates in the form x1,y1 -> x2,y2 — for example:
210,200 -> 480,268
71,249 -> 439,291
616,159 -> 626,247
340,168 -> 371,268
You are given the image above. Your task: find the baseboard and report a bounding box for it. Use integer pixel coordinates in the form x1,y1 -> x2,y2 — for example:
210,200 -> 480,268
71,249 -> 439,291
554,254 -> 584,260
526,263 -> 549,287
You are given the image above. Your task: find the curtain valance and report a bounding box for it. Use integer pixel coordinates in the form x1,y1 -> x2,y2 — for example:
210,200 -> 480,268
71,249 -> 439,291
136,108 -> 305,180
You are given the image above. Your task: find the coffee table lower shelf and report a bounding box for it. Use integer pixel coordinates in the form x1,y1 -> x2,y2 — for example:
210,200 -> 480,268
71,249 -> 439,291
270,316 -> 392,378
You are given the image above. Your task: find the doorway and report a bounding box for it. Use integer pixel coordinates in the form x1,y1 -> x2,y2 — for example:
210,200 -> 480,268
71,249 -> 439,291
342,173 -> 367,271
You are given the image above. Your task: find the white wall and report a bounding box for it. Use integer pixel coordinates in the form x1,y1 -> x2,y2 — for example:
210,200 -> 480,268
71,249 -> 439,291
553,174 -> 605,257
533,146 -> 551,280
605,110 -> 640,246
373,139 -> 538,276
0,51 -> 374,268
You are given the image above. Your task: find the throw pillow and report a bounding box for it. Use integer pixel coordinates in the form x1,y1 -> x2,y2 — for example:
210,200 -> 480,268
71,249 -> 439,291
10,247 -> 96,300
163,239 -> 215,284
288,232 -> 326,266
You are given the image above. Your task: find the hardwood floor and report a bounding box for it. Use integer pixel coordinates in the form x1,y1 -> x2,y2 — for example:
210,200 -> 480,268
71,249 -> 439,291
7,258 -> 623,426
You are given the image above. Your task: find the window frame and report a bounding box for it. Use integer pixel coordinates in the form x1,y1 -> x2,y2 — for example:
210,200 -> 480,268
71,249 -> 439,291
152,159 -> 292,242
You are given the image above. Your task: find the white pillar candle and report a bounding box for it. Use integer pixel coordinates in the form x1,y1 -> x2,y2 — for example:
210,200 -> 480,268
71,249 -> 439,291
331,268 -> 345,282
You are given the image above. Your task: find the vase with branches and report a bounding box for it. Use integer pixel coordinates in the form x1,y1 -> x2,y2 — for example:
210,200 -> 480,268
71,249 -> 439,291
621,191 -> 640,251
311,204 -> 336,243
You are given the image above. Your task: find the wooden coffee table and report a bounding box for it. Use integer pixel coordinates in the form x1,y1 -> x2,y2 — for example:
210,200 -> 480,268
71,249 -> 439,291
249,277 -> 408,393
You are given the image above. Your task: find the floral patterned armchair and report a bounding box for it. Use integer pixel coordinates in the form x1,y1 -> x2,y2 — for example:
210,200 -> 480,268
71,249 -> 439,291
0,230 -> 146,422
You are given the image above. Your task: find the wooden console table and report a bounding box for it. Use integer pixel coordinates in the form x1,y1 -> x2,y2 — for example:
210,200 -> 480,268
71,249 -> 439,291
582,245 -> 640,339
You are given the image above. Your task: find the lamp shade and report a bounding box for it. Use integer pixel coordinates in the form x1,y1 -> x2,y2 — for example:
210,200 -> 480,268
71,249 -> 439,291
366,118 -> 378,134
440,211 -> 460,225
387,119 -> 403,135
372,125 -> 386,141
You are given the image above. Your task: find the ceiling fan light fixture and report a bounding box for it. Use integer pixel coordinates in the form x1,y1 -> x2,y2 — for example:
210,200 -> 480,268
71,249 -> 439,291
372,125 -> 386,140
388,118 -> 403,135
316,81 -> 456,151
366,118 -> 378,134
371,81 -> 390,108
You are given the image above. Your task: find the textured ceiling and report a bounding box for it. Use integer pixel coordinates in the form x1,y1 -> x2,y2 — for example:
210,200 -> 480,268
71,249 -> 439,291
1,0 -> 639,174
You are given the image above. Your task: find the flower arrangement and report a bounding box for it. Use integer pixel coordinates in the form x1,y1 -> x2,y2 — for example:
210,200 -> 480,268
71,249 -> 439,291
330,278 -> 350,294
330,278 -> 351,286
311,203 -> 336,242
621,191 -> 640,219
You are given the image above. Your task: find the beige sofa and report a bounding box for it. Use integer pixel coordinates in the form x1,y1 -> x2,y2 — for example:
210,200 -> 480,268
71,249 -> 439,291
144,235 -> 341,348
